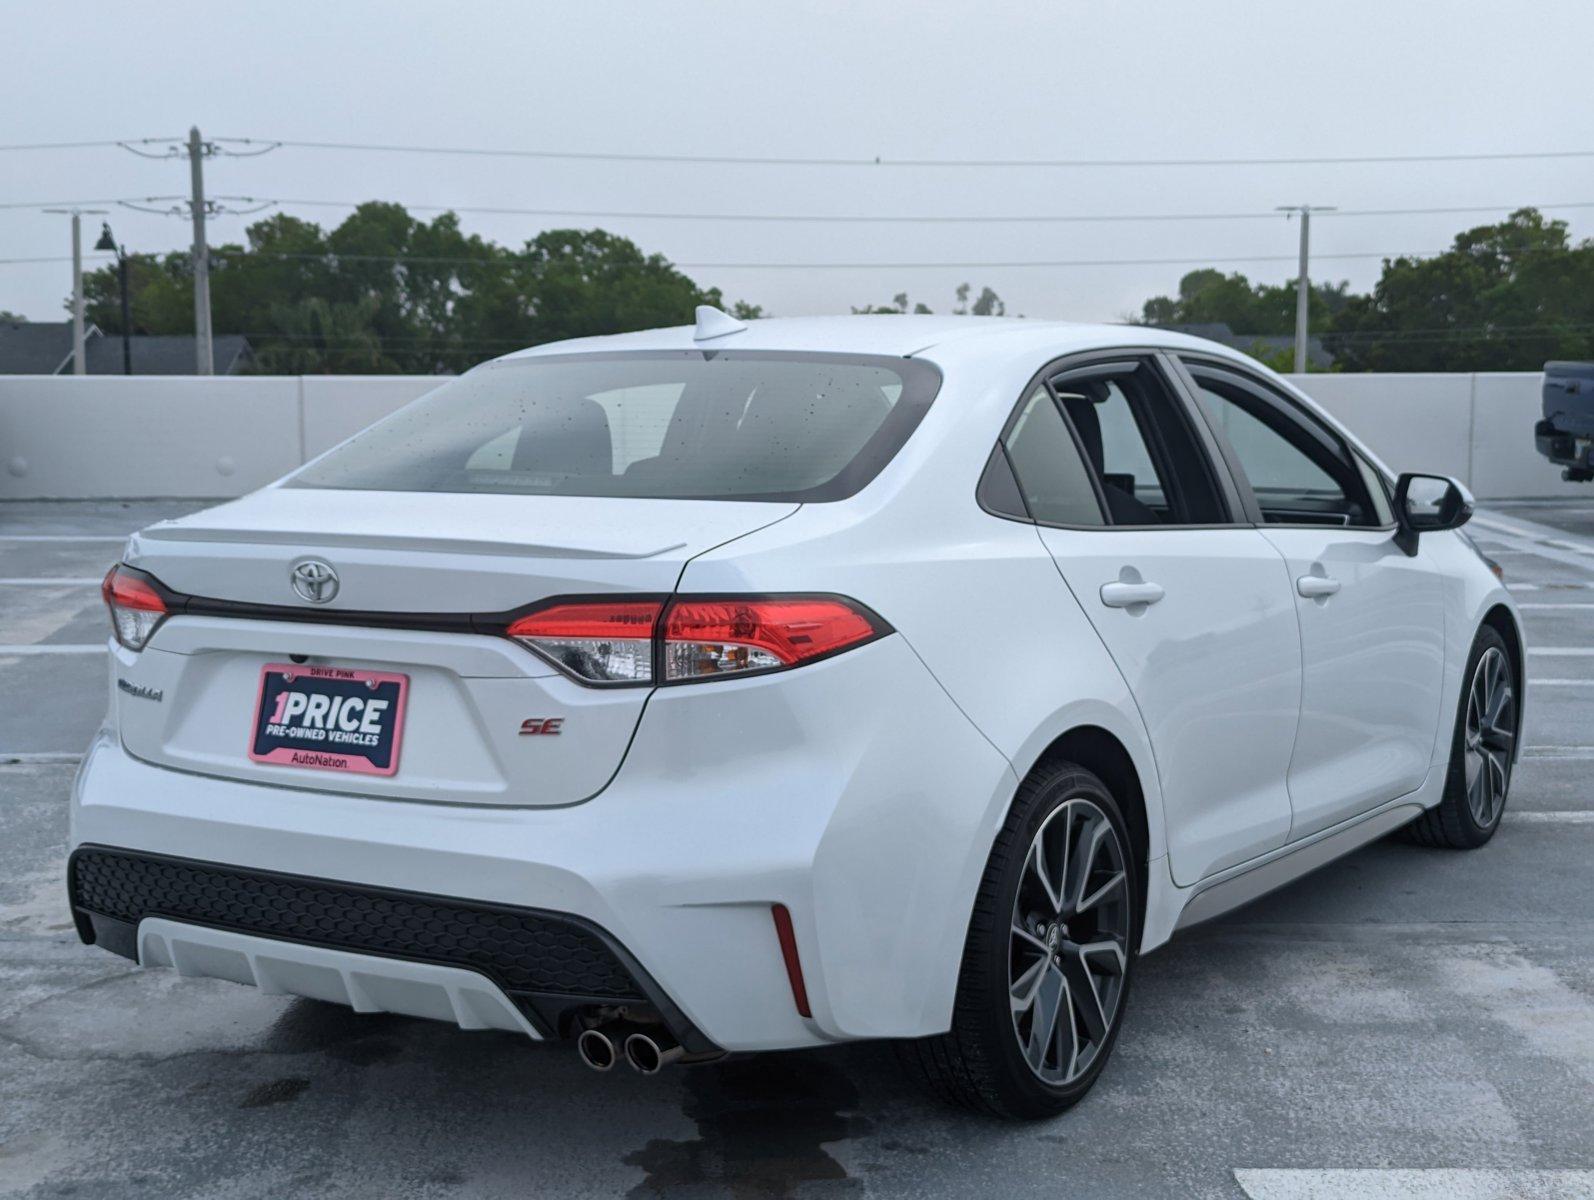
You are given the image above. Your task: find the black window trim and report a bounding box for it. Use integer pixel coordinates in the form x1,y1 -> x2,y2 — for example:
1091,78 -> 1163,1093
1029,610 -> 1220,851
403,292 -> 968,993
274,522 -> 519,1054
982,347 -> 1251,533
1170,353 -> 1398,533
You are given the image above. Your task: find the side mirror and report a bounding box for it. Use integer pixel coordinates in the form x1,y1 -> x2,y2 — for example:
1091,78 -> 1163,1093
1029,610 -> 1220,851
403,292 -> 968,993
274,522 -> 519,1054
1394,472 -> 1474,555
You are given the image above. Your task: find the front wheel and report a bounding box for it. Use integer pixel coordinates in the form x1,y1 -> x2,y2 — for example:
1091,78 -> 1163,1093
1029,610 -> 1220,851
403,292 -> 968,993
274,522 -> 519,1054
1405,624 -> 1518,849
898,760 -> 1139,1119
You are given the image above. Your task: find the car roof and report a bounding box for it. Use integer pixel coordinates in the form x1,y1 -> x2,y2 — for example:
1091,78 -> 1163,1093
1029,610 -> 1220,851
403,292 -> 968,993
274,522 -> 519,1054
495,314 -> 1251,365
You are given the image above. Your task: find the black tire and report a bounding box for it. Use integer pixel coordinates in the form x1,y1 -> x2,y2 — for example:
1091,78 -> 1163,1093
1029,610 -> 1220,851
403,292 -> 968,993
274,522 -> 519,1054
1404,624 -> 1518,849
898,759 -> 1140,1119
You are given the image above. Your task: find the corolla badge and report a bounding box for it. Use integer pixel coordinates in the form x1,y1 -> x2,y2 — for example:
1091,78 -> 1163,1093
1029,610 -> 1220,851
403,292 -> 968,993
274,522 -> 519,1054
290,559 -> 340,604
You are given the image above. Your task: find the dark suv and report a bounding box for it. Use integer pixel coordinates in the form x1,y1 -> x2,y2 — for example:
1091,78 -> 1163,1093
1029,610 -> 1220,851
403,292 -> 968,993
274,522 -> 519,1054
1537,361 -> 1594,482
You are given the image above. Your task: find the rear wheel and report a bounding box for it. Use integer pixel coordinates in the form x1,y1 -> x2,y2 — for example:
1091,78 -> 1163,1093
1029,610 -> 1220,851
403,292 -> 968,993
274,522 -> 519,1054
899,760 -> 1139,1119
1405,625 -> 1517,849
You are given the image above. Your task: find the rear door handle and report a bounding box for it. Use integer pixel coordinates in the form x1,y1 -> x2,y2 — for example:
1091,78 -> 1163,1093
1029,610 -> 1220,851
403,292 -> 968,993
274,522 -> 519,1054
1296,574 -> 1341,599
1100,581 -> 1165,609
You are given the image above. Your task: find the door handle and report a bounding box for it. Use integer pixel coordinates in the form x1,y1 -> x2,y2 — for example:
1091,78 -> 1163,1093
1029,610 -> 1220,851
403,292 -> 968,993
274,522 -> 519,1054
1296,574 -> 1341,599
1100,581 -> 1165,609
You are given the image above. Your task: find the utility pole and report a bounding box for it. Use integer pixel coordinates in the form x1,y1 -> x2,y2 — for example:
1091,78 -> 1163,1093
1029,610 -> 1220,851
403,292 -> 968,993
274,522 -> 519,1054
43,206 -> 108,375
117,129 -> 276,373
187,126 -> 214,375
1276,204 -> 1335,374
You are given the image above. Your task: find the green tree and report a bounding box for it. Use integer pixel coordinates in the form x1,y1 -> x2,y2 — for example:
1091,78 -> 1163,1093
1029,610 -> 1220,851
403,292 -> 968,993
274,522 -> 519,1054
852,284 -> 1006,315
953,282 -> 1006,316
1325,208 -> 1594,371
252,297 -> 393,374
1140,269 -> 1350,334
79,205 -> 757,373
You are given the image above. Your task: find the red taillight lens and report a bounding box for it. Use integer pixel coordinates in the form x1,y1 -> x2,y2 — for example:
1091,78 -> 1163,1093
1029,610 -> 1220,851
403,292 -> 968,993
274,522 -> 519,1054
662,597 -> 883,681
503,595 -> 886,686
102,565 -> 169,651
506,600 -> 663,684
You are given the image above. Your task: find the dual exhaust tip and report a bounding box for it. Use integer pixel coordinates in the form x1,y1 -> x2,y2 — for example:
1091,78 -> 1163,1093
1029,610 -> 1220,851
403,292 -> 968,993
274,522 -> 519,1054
576,1026 -> 684,1075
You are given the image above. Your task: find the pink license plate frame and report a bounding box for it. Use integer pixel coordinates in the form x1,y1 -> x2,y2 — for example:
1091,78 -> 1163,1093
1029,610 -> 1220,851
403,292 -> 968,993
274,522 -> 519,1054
247,663 -> 409,777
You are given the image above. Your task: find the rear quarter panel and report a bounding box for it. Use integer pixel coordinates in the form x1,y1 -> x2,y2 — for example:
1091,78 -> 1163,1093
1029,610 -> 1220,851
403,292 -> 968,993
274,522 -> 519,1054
677,346 -> 1170,969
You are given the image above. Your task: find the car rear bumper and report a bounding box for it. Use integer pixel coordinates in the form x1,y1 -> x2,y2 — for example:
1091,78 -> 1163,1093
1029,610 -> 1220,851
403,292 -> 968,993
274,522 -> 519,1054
1536,419 -> 1593,469
134,917 -> 544,1039
69,634 -> 1016,1052
68,844 -> 712,1050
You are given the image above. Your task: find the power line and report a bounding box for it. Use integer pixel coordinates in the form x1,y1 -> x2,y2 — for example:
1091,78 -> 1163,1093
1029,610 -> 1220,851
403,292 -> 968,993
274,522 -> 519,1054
182,321 -> 1594,354
0,255 -> 115,265
237,137 -> 1594,169
0,198 -> 145,211
0,140 -> 147,152
8,135 -> 1594,169
214,196 -> 1594,225
8,194 -> 1592,226
217,248 -> 1410,269
1,244 -> 1572,271
9,234 -> 1581,270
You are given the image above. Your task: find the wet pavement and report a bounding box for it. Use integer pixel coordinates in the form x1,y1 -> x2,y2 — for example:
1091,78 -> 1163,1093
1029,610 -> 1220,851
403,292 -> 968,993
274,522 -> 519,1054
2,498 -> 1592,1199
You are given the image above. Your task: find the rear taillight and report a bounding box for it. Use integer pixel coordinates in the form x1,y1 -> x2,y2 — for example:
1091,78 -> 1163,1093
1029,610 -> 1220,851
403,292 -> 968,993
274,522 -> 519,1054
505,595 -> 887,686
506,600 -> 664,684
102,565 -> 169,651
662,598 -> 881,681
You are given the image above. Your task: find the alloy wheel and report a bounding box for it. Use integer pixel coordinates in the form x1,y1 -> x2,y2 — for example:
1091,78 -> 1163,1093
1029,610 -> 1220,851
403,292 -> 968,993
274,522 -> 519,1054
1008,796 -> 1131,1086
1463,646 -> 1515,828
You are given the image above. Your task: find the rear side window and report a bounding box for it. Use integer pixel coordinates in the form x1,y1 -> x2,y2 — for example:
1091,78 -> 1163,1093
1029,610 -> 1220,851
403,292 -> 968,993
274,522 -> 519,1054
1002,385 -> 1106,526
291,352 -> 940,502
1048,361 -> 1228,526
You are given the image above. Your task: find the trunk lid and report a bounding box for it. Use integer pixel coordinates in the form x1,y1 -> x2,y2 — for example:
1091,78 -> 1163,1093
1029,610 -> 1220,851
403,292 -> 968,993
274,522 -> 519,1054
115,488 -> 796,806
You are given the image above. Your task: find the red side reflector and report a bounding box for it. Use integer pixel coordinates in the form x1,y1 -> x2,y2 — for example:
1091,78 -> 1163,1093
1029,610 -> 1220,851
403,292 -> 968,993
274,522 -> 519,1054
771,903 -> 813,1019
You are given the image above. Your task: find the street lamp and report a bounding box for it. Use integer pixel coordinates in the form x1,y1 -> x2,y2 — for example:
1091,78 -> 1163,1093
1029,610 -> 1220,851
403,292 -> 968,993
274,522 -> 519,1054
94,223 -> 132,376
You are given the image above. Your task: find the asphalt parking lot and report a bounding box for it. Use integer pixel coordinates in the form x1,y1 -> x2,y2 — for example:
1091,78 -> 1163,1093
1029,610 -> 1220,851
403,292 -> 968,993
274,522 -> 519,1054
2,499 -> 1592,1199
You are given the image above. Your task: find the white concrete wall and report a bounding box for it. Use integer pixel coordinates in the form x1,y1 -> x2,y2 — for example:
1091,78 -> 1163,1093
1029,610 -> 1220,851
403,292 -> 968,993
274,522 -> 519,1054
1284,370 -> 1583,499
0,375 -> 442,500
0,370 -> 1578,501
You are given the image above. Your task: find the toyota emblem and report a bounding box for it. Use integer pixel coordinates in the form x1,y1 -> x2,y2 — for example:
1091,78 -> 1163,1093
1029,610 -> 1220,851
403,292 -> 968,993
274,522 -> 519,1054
290,559 -> 339,604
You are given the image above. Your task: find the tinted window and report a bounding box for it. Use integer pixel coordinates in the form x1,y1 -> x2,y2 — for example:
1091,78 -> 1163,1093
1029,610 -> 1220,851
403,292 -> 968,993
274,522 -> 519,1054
1050,362 -> 1227,525
1002,385 -> 1105,526
1186,367 -> 1379,527
291,353 -> 939,501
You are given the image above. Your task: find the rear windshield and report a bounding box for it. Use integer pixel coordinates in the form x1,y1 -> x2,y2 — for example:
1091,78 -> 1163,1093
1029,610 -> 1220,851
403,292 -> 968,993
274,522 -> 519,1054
289,351 -> 941,502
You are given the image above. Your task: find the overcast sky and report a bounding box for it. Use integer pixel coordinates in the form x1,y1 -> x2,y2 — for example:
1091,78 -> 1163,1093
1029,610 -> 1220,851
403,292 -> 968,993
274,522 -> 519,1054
4,0 -> 1593,329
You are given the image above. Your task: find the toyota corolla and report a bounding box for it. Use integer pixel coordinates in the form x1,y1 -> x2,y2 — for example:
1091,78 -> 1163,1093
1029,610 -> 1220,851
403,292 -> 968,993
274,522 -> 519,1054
70,308 -> 1523,1118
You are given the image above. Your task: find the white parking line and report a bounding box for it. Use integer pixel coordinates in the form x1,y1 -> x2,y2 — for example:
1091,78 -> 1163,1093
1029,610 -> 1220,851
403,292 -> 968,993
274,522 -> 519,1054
0,644 -> 105,656
1234,1168 -> 1594,1199
1530,679 -> 1594,686
0,577 -> 103,586
1528,647 -> 1594,655
1473,511 -> 1594,550
0,534 -> 127,543
0,752 -> 83,765
1509,811 -> 1594,823
1469,517 -> 1594,574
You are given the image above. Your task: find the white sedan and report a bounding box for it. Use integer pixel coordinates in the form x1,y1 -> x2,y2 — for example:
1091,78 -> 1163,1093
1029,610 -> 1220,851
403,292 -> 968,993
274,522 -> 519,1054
73,308 -> 1521,1119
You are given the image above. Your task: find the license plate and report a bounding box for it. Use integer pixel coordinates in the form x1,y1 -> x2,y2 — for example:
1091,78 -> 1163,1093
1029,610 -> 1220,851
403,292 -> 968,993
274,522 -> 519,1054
249,663 -> 408,776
